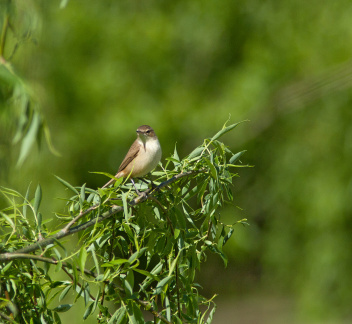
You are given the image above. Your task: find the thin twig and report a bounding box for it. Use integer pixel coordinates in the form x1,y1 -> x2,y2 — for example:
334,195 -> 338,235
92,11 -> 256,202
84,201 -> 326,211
61,266 -> 96,302
5,252 -> 172,324
99,221 -> 116,321
0,170 -> 199,261
135,299 -> 172,324
62,204 -> 100,233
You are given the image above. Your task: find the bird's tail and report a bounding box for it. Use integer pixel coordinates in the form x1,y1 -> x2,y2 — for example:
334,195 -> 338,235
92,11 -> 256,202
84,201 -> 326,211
101,177 -> 116,188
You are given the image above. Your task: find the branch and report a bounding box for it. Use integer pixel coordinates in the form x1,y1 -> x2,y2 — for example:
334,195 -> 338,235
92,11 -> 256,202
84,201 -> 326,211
0,170 -> 199,261
135,299 -> 172,324
2,252 -> 173,324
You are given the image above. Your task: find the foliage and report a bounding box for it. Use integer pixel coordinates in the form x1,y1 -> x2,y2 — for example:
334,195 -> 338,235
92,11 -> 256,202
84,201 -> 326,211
0,0 -> 58,175
3,0 -> 352,322
0,123 -> 248,323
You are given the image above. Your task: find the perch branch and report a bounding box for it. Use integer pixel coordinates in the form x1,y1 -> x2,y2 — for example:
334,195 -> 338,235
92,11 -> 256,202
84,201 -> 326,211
0,170 -> 198,261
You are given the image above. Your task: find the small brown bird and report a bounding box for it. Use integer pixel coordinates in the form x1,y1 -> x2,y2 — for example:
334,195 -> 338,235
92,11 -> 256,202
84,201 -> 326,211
102,125 -> 162,191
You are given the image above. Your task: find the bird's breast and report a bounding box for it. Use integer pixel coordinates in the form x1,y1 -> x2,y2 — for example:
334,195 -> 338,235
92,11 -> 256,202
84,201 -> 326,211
130,138 -> 161,177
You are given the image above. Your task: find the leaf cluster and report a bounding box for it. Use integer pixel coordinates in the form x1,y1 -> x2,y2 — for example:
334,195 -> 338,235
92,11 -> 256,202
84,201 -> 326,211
0,122 -> 248,324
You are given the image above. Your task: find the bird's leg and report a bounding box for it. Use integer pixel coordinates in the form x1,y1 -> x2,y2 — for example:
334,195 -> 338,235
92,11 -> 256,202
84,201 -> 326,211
130,179 -> 146,197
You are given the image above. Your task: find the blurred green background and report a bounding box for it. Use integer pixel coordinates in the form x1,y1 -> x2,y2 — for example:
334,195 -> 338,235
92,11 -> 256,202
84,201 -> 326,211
2,0 -> 352,323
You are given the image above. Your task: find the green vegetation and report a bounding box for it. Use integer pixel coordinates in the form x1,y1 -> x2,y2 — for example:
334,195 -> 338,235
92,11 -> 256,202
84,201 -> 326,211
1,0 -> 352,323
0,123 -> 247,323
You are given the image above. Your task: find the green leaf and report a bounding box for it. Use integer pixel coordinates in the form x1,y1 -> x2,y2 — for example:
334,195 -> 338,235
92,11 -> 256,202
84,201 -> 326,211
206,305 -> 217,324
204,158 -> 217,179
34,184 -> 42,215
54,175 -> 79,194
53,304 -> 73,312
174,228 -> 180,239
229,150 -> 246,164
154,276 -> 173,295
80,183 -> 86,207
126,300 -> 144,324
43,120 -> 61,156
79,246 -> 88,274
123,270 -> 134,296
165,296 -> 171,321
197,177 -> 209,202
17,110 -> 41,166
101,258 -> 129,267
83,283 -> 91,306
223,228 -> 234,246
168,251 -> 180,277
59,285 -> 72,302
187,146 -> 204,160
54,260 -> 62,272
108,307 -> 127,324
83,302 -> 94,320
37,212 -> 42,230
210,121 -> 247,141
122,192 -> 131,220
174,208 -> 186,230
72,261 -> 78,290
172,144 -> 180,161
90,247 -> 100,275
23,183 -> 31,218
133,268 -> 158,281
0,211 -> 15,229
0,261 -> 13,274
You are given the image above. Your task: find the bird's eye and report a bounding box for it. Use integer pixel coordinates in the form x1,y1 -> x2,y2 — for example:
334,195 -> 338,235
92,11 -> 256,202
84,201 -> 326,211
146,130 -> 150,134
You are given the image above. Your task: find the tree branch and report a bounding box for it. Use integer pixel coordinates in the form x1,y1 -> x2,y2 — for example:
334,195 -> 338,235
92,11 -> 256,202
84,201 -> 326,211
0,170 -> 198,261
1,252 -> 173,324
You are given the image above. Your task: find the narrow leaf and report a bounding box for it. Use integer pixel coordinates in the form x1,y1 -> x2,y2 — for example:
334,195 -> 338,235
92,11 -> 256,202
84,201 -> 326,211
211,121 -> 247,141
154,276 -> 173,295
54,175 -> 79,194
79,246 -> 88,274
53,304 -> 73,313
17,111 -> 41,166
0,212 -> 15,229
23,183 -> 31,218
188,146 -> 204,160
59,285 -> 72,302
1,261 -> 13,274
229,150 -> 246,164
108,307 -> 127,324
204,158 -> 217,178
34,184 -> 42,214
83,302 -> 94,320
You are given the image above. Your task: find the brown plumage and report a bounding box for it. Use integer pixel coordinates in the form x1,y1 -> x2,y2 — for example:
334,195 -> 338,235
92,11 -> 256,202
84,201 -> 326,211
102,125 -> 161,189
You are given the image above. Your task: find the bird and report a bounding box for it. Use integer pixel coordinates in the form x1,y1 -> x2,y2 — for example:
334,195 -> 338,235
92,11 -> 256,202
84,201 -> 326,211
102,125 -> 162,193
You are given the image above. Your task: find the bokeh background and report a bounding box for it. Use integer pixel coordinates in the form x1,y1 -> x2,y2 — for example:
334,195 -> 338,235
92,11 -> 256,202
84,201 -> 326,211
1,0 -> 352,323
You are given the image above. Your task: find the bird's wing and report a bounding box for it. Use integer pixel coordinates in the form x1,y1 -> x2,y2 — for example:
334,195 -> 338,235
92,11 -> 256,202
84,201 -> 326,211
117,140 -> 140,173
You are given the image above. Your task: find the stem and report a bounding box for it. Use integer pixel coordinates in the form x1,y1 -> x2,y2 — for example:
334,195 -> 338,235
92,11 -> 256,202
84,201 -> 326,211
99,222 -> 116,321
6,253 -> 172,324
0,170 -> 199,260
61,266 -> 96,302
175,266 -> 181,318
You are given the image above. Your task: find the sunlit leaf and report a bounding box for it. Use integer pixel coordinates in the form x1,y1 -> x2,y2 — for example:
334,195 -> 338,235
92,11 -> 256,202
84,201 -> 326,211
53,304 -> 73,312
210,120 -> 247,142
17,110 -> 41,166
54,175 -> 79,194
79,246 -> 88,274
